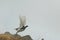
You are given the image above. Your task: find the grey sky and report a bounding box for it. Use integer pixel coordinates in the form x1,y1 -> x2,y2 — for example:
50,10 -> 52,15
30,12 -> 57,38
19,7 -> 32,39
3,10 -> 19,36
0,0 -> 60,40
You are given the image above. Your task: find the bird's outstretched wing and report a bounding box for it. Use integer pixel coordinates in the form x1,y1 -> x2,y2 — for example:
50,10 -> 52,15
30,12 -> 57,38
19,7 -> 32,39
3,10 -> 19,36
19,16 -> 26,28
15,16 -> 26,30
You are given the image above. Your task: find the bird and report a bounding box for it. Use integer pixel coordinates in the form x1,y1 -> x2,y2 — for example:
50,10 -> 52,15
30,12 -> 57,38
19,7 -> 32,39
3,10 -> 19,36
16,25 -> 28,34
15,16 -> 28,34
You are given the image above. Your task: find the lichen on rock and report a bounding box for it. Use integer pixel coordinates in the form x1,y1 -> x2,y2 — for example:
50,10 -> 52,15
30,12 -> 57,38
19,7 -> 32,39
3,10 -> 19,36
0,32 -> 32,40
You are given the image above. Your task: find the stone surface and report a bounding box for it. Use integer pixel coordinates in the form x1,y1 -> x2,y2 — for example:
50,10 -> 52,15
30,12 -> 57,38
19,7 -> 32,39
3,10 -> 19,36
0,32 -> 32,40
21,35 -> 33,40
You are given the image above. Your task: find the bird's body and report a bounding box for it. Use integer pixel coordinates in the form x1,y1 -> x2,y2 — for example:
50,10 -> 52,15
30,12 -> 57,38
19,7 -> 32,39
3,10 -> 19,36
15,16 -> 28,34
16,25 -> 28,34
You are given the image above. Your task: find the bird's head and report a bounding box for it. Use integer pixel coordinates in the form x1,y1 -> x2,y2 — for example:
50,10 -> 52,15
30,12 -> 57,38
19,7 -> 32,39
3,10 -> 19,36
15,28 -> 19,30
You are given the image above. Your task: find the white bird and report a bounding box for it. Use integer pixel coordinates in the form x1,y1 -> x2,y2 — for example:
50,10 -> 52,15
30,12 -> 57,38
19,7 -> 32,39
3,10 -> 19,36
15,16 -> 28,34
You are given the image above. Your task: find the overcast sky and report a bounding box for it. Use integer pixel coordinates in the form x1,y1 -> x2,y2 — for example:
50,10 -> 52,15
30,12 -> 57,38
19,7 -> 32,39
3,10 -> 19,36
0,0 -> 60,40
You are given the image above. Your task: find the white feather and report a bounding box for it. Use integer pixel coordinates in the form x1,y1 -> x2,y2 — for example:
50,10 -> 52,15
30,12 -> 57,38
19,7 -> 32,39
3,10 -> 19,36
19,16 -> 26,28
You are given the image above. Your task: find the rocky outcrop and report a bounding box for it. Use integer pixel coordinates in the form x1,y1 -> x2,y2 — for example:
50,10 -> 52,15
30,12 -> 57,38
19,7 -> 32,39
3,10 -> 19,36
0,32 -> 32,40
21,35 -> 33,40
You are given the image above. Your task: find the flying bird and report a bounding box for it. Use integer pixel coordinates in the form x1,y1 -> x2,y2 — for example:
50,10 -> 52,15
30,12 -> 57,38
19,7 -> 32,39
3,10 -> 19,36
15,16 -> 28,34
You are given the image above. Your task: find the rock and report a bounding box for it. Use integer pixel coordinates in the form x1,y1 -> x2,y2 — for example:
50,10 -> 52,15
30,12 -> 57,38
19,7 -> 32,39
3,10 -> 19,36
0,34 -> 18,40
0,32 -> 32,40
21,35 -> 33,40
